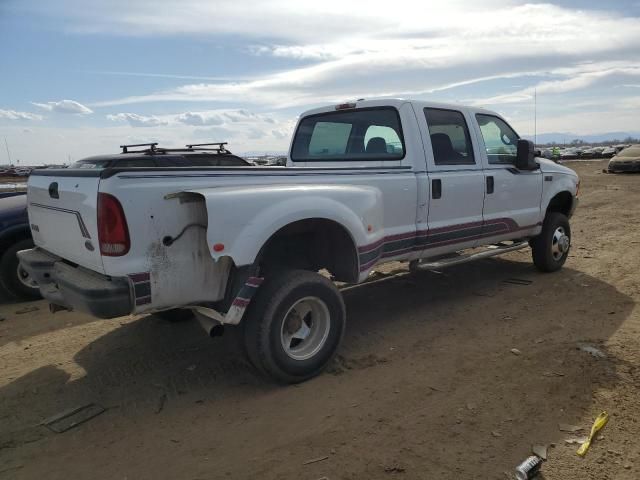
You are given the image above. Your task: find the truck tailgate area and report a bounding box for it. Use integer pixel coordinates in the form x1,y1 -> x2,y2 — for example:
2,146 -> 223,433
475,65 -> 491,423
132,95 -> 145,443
27,173 -> 104,273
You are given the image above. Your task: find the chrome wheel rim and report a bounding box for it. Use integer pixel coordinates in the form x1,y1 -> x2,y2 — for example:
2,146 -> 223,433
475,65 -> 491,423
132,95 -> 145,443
17,264 -> 38,289
551,226 -> 570,261
280,296 -> 331,361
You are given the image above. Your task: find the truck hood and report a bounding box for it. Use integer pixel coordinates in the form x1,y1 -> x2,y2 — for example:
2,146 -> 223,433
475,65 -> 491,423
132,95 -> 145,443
537,158 -> 578,177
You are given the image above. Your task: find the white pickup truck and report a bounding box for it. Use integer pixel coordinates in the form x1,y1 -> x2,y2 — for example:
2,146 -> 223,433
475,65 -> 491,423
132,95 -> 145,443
19,99 -> 579,383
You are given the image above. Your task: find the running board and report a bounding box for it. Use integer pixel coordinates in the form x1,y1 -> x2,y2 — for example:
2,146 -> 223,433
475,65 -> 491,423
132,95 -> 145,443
410,242 -> 529,271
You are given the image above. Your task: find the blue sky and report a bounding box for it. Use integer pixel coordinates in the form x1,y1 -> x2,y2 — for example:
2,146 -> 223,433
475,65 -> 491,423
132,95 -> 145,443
1,0 -> 640,164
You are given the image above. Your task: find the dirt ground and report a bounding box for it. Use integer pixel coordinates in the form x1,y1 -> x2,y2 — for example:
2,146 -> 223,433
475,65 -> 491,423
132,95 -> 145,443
1,160 -> 639,480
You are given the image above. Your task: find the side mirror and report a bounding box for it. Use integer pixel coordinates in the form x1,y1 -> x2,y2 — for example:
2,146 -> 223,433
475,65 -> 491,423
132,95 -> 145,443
516,139 -> 540,170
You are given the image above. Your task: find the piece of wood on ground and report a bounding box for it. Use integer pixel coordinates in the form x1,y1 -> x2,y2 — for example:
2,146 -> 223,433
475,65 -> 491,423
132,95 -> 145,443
42,403 -> 106,433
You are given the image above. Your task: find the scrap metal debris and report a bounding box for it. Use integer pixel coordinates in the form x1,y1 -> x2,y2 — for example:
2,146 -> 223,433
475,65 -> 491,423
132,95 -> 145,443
514,455 -> 543,480
155,393 -> 168,414
578,344 -> 607,359
303,456 -> 329,466
384,465 -> 406,473
532,444 -> 548,460
42,403 -> 105,433
503,278 -> 533,286
14,306 -> 39,315
565,437 -> 589,445
559,423 -> 583,433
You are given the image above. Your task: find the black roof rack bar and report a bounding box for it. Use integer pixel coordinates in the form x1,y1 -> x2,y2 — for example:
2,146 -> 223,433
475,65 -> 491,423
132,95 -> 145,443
185,142 -> 228,151
120,142 -> 158,153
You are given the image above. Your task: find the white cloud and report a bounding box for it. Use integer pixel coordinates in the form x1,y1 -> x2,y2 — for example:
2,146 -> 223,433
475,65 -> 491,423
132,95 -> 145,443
175,109 -> 275,126
271,129 -> 289,140
176,112 -> 225,126
85,3 -> 640,111
32,99 -> 93,114
106,112 -> 168,127
472,62 -> 640,106
0,109 -> 43,121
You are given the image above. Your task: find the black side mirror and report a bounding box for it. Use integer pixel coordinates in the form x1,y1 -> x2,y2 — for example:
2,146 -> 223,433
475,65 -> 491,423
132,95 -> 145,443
516,139 -> 540,170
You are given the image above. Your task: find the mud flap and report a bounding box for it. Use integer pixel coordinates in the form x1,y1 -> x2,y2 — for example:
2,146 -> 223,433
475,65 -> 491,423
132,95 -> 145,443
194,276 -> 265,325
224,276 -> 264,324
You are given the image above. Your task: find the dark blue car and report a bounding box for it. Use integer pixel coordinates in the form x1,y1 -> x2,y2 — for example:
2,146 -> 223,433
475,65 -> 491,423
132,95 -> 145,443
0,192 -> 40,299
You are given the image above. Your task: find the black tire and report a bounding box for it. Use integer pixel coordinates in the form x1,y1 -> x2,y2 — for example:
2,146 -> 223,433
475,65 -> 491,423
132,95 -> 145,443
243,269 -> 346,384
0,238 -> 41,300
531,212 -> 571,272
155,308 -> 194,322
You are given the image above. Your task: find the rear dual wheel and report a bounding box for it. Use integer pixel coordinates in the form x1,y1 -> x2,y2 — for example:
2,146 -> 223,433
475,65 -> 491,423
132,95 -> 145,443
243,269 -> 346,383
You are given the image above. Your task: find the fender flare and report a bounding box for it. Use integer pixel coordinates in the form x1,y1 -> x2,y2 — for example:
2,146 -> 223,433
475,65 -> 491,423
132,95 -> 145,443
183,184 -> 382,267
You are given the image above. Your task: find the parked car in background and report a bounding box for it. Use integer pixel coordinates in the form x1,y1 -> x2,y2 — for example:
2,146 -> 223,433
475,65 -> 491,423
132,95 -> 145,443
607,145 -> 640,173
0,192 -> 41,299
71,142 -> 251,169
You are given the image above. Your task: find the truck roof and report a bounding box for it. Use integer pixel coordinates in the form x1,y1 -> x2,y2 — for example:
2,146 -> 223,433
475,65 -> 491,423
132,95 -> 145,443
299,98 -> 499,117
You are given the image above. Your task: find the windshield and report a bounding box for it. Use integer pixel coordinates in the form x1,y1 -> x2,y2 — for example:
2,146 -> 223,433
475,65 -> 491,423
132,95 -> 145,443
618,146 -> 640,158
71,159 -> 111,169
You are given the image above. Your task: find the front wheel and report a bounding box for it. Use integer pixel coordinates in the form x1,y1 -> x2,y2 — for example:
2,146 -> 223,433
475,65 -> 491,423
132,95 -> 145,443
530,212 -> 571,272
243,270 -> 346,383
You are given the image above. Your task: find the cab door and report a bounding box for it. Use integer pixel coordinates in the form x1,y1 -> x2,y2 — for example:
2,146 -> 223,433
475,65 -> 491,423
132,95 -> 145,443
415,107 -> 486,257
471,114 -> 543,241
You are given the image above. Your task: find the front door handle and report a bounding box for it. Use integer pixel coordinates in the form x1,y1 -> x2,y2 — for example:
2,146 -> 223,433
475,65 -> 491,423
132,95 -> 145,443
432,179 -> 442,199
486,176 -> 494,194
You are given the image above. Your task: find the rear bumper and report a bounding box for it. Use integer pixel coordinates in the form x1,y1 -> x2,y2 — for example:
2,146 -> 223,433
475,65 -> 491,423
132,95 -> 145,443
17,247 -> 133,319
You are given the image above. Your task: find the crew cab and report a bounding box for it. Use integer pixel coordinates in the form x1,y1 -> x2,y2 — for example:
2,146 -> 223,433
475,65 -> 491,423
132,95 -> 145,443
19,99 -> 579,383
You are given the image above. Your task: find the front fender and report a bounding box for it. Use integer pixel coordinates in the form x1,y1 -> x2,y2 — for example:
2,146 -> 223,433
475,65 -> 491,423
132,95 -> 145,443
185,184 -> 382,266
541,172 -> 579,214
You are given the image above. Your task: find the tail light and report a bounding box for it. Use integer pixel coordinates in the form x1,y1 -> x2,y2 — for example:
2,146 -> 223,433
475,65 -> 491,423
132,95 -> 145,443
97,193 -> 130,256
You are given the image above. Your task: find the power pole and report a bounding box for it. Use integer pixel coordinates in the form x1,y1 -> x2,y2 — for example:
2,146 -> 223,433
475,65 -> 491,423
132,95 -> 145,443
4,137 -> 11,165
534,88 -> 537,146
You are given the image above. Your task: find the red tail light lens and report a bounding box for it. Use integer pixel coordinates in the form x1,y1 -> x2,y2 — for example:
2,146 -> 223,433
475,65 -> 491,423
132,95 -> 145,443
97,193 -> 130,256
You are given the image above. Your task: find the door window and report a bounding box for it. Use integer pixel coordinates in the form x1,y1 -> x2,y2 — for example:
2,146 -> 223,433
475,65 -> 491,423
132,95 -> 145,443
424,108 -> 475,165
475,114 -> 519,164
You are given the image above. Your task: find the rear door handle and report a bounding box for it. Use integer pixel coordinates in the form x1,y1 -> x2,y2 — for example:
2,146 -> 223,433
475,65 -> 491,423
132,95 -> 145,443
486,176 -> 494,194
432,179 -> 442,199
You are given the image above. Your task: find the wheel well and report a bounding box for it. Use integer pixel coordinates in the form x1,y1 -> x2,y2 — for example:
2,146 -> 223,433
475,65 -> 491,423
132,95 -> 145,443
257,219 -> 359,283
546,191 -> 573,217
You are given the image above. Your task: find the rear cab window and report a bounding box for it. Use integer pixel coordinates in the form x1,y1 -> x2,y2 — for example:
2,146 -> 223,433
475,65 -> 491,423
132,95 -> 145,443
291,107 -> 405,162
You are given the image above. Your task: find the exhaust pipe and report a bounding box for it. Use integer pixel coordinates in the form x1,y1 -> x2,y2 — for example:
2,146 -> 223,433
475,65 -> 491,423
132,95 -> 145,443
195,312 -> 225,338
